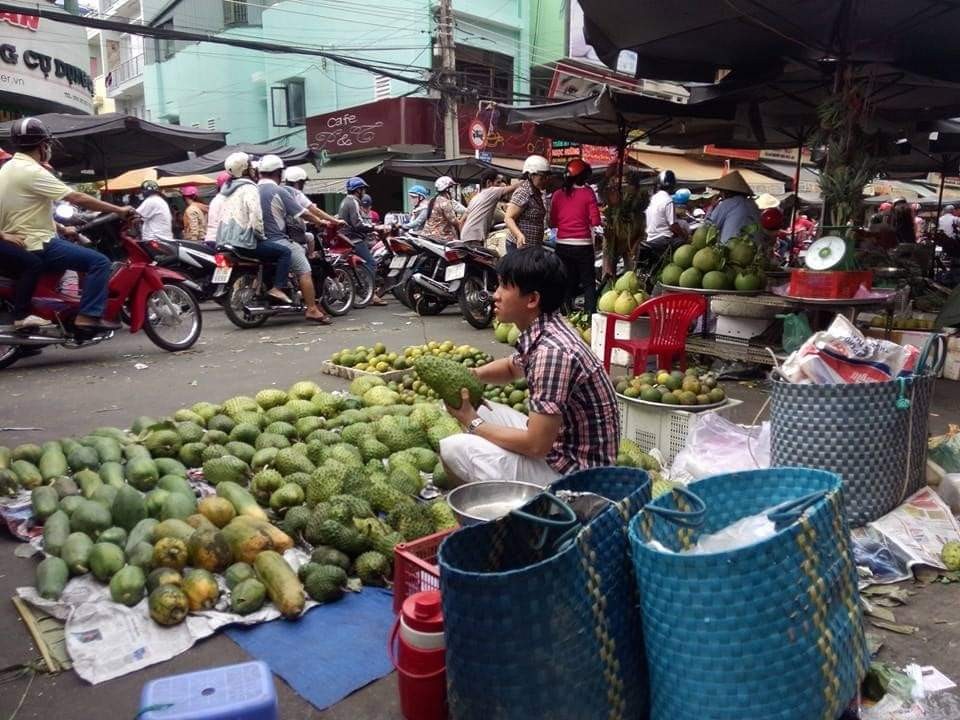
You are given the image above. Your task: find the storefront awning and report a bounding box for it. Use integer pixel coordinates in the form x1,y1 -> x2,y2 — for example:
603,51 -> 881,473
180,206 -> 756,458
628,150 -> 784,194
303,154 -> 390,196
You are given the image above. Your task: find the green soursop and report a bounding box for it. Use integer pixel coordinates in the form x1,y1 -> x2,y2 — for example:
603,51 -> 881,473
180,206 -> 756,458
414,356 -> 483,409
353,551 -> 391,586
274,448 -> 315,477
279,505 -> 311,538
255,388 -> 289,410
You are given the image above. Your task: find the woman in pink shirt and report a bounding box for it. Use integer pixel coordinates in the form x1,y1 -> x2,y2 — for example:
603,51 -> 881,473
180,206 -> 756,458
550,159 -> 601,313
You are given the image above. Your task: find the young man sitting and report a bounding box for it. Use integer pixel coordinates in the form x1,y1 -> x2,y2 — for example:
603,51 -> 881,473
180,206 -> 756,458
441,245 -> 620,486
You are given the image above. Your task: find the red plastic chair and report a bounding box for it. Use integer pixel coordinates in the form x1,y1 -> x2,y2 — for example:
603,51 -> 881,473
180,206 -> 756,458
602,293 -> 707,375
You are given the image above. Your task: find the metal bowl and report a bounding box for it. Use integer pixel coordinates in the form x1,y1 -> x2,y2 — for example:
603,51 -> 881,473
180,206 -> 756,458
446,481 -> 544,526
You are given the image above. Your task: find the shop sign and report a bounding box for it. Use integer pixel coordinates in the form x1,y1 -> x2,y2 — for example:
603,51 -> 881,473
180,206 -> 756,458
306,97 -> 438,155
0,12 -> 92,114
702,145 -> 761,161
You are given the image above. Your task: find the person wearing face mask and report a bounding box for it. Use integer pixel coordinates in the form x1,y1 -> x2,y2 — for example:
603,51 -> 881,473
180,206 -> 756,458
0,117 -> 137,331
421,175 -> 463,242
504,155 -> 551,252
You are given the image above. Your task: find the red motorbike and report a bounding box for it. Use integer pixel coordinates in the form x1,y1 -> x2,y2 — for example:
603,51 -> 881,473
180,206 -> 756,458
320,224 -> 379,308
0,210 -> 203,370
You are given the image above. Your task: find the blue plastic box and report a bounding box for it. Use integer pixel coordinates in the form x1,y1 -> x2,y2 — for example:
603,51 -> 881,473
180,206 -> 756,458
139,660 -> 278,720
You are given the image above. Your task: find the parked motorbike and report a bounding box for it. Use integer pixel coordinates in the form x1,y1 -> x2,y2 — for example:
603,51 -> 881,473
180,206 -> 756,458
319,225 -> 377,308
214,244 -> 354,329
136,237 -> 223,303
0,209 -> 203,370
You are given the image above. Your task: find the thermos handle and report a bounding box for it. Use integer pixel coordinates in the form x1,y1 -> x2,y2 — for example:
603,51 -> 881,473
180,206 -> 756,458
388,617 -> 447,681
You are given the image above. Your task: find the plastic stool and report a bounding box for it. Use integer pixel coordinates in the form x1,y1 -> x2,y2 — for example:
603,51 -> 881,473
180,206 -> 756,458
138,660 -> 278,719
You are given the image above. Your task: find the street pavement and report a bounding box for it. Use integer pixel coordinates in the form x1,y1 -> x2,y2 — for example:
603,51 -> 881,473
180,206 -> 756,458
1,302 -> 958,718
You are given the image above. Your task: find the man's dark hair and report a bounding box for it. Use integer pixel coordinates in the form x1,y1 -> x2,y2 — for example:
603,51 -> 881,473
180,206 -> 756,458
496,245 -> 567,314
479,170 -> 499,188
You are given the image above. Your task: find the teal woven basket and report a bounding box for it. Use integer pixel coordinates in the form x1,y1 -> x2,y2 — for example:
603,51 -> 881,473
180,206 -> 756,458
628,468 -> 868,720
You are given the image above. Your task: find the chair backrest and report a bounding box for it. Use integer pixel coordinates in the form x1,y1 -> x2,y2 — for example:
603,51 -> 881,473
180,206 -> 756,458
640,293 -> 708,351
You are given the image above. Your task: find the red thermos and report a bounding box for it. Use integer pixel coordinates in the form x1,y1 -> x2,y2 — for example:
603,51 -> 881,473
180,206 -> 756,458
389,590 -> 447,720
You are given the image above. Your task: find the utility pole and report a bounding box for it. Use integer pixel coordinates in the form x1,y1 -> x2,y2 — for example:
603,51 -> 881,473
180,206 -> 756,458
437,0 -> 459,159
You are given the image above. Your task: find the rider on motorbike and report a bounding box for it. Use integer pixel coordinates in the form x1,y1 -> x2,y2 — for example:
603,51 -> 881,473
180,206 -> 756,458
421,176 -> 463,242
338,176 -> 386,305
138,180 -> 174,242
0,117 -> 137,331
400,185 -> 430,232
257,154 -> 329,324
281,165 -> 345,257
216,151 -> 292,305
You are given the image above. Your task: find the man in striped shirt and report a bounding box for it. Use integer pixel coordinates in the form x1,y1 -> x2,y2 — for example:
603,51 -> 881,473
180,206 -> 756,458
441,245 -> 620,486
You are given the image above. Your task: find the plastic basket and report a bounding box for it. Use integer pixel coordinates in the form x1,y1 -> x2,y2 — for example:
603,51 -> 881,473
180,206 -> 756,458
392,530 -> 452,613
615,395 -> 743,464
788,270 -> 873,299
139,661 -> 277,720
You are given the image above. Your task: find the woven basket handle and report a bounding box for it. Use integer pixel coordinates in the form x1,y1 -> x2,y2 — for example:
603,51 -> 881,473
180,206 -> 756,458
766,491 -> 827,528
643,486 -> 707,529
510,492 -> 579,551
918,334 -> 946,375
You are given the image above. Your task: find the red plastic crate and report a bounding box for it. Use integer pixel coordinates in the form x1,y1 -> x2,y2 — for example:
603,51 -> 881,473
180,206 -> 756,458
788,270 -> 873,299
392,530 -> 453,613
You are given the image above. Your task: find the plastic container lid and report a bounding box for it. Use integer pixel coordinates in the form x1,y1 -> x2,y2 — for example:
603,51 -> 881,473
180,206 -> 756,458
402,590 -> 444,633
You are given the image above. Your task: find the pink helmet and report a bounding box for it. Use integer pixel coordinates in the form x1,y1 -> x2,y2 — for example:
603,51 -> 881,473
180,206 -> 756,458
181,185 -> 199,198
216,171 -> 231,188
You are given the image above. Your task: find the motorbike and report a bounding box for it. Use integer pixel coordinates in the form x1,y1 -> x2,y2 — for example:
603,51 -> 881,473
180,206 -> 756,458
214,242 -> 354,329
135,237 -> 223,303
404,234 -> 501,328
319,225 -> 378,308
0,209 -> 203,370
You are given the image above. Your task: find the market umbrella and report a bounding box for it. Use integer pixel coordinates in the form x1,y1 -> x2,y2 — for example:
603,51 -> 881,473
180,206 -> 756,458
381,156 -> 524,183
101,167 -> 216,192
0,113 -> 226,182
577,0 -> 960,84
157,143 -> 311,177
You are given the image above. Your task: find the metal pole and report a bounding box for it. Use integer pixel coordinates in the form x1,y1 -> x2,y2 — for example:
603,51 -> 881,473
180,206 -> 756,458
936,170 -> 946,218
789,135 -> 804,245
438,0 -> 459,160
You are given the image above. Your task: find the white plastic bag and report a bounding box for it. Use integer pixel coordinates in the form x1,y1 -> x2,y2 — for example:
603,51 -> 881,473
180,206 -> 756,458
646,505 -> 778,555
669,413 -> 770,485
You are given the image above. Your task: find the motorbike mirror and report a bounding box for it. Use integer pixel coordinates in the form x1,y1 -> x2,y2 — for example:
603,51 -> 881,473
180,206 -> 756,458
54,203 -> 76,222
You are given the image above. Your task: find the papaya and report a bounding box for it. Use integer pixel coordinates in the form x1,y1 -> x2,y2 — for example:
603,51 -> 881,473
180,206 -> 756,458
123,443 -> 152,462
0,446 -> 10,470
74,469 -> 102,498
88,436 -> 122,464
52,476 -> 80,499
112,485 -> 146,532
59,494 -> 84,516
153,537 -> 189,570
12,443 -> 42,464
31,486 -> 60,521
43,510 -> 71,557
38,449 -> 68,482
92,426 -> 131,444
126,541 -> 155,571
125,457 -> 159,491
158,475 -> 194,499
36,556 -> 69,600
224,561 -> 256,590
0,468 -> 19,495
89,542 -> 125,582
147,567 -> 182,592
131,417 -> 157,435
144,488 -> 170,518
154,458 -> 188,478
231,578 -> 266,615
234,516 -> 293,554
110,565 -> 146,606
254,550 -> 305,618
67,445 -> 99,472
90,484 -> 118,510
62,532 -> 94,575
160,492 -> 197,521
148,584 -> 189,625
98,526 -> 128,547
186,513 -> 217,532
220,518 -> 273,564
216,481 -> 267,521
197,496 -> 235,528
70,499 -> 112,538
98,461 -> 125,488
151,518 -> 195,543
125,518 -> 158,554
182,568 -> 220,611
187,528 -> 233,573
11,459 -> 42,489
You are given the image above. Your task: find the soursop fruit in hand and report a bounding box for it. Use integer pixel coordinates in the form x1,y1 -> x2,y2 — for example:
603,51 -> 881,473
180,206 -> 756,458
414,356 -> 484,409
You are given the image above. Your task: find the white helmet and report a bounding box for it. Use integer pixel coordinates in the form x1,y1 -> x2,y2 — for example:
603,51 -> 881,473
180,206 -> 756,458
522,154 -> 550,175
283,166 -> 307,183
224,151 -> 251,178
259,154 -> 284,174
435,175 -> 456,193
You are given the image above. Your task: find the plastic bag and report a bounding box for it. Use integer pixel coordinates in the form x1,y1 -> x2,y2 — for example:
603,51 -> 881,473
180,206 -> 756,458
646,504 -> 778,555
780,312 -> 813,353
669,413 -> 770,485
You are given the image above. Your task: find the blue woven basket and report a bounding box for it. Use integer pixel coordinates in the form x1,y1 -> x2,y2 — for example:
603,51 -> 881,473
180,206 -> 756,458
439,467 -> 651,720
628,468 -> 868,720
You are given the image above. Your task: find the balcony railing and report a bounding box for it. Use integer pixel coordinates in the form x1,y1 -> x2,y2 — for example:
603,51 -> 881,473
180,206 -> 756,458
106,54 -> 143,90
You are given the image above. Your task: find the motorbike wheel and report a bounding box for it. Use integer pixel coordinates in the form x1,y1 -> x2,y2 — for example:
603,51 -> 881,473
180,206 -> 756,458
320,267 -> 355,316
458,270 -> 496,329
224,273 -> 268,329
413,293 -> 446,316
141,282 -> 203,352
392,281 -> 413,308
351,266 -> 376,308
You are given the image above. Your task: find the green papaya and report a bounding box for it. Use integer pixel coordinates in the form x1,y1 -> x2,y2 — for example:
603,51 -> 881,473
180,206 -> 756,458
43,510 -> 71,557
131,416 -> 157,435
125,518 -> 159,554
74,469 -> 102,498
230,578 -> 266,615
111,485 -> 146,531
89,542 -> 125,582
36,556 -> 69,600
224,561 -> 256,590
52,475 -> 80,499
41,441 -> 62,454
126,457 -> 159,491
148,584 -> 189,626
90,484 -> 118,510
110,565 -> 146,606
98,526 -> 128,547
126,541 -> 155,571
123,443 -> 152,462
11,459 -> 42,489
158,475 -> 194,499
147,566 -> 183,592
0,446 -> 10,470
88,437 -> 122,464
12,443 -> 42,464
67,445 -> 99,472
145,488 -> 170,518
98,461 -> 125,488
70,499 -> 112,538
59,438 -> 82,457
38,449 -> 68,482
61,532 -> 94,575
91,427 -> 131,444
151,518 -> 195,543
160,492 -> 197,521
31,486 -> 60,521
154,458 -> 188,478
59,494 -> 85,516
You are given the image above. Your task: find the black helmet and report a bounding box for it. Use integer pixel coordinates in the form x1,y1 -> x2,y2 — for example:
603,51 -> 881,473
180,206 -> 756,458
10,117 -> 52,150
141,179 -> 160,195
657,169 -> 677,192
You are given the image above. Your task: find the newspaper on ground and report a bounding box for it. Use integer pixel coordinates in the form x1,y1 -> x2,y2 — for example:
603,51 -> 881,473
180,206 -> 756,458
16,548 -> 316,684
853,487 -> 960,586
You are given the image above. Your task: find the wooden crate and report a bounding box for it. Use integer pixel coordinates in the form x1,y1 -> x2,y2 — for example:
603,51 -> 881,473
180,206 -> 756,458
320,361 -> 408,383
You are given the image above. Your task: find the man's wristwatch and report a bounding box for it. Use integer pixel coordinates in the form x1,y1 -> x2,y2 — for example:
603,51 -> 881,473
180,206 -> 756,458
466,417 -> 485,434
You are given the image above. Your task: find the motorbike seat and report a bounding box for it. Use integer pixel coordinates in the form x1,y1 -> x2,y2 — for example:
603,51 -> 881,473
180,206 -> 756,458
220,245 -> 263,262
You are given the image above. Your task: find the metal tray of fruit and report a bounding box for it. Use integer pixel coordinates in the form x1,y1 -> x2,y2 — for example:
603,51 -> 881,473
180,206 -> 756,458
659,284 -> 763,296
616,392 -> 728,412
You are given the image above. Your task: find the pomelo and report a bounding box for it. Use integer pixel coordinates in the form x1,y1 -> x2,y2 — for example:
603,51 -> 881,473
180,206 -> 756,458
692,247 -> 722,273
678,267 -> 703,288
672,244 -> 696,269
702,270 -> 729,290
734,271 -> 764,292
660,264 -> 684,286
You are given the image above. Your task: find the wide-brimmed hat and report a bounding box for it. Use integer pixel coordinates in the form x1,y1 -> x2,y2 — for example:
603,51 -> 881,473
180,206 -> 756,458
755,192 -> 780,209
709,170 -> 753,195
